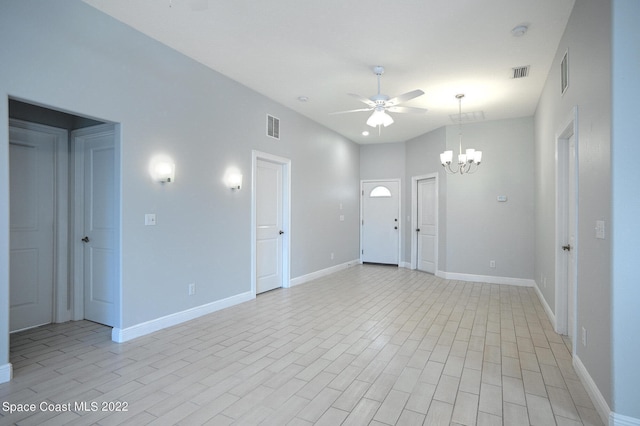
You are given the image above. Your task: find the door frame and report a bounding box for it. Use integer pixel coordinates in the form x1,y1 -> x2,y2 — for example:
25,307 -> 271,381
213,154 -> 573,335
410,173 -> 439,271
71,123 -> 121,327
555,106 -> 578,351
251,150 -> 291,296
360,179 -> 402,265
8,119 -> 70,327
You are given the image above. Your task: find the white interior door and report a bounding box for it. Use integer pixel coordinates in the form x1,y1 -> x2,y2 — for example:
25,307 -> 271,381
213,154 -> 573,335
9,124 -> 62,331
74,125 -> 116,326
256,159 -> 283,294
361,180 -> 400,265
417,178 -> 437,273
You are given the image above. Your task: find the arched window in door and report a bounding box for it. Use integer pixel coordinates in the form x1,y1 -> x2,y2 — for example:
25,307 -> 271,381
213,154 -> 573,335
369,185 -> 392,198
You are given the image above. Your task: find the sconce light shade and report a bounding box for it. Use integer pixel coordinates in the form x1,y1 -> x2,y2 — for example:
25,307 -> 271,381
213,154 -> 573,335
226,172 -> 243,190
154,161 -> 175,183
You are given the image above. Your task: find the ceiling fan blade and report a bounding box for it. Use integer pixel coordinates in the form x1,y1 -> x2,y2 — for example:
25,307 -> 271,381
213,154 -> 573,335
347,93 -> 376,107
329,108 -> 373,115
386,89 -> 425,106
387,106 -> 429,114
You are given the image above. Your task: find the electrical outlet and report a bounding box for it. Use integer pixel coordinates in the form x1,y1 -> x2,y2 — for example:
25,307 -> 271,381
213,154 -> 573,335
188,283 -> 196,296
489,260 -> 496,268
582,326 -> 587,347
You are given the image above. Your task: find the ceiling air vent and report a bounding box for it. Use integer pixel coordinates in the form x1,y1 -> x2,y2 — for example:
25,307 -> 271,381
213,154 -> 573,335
512,65 -> 530,79
267,114 -> 280,139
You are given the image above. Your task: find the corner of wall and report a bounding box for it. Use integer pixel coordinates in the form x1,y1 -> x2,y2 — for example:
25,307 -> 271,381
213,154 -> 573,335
0,362 -> 12,384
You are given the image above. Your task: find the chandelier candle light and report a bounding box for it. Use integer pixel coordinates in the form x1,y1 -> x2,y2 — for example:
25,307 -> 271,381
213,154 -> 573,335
440,94 -> 482,174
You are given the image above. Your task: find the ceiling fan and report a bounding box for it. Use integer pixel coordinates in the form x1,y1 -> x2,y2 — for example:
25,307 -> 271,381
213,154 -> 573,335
331,66 -> 428,128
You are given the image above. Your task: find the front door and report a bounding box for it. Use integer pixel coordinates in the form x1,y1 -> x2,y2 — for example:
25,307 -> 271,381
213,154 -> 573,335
417,178 -> 437,273
74,125 -> 116,326
361,180 -> 400,265
256,159 -> 284,293
9,122 -> 64,331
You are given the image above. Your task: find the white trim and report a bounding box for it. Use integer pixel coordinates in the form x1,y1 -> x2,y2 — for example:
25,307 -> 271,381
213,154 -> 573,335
610,412 -> 640,426
112,291 -> 254,343
399,261 -> 411,269
0,363 -> 12,384
573,355 -> 611,426
360,179 -> 402,265
437,270 -> 535,287
410,173 -> 439,272
290,260 -> 359,287
534,281 -> 556,330
251,151 -> 291,294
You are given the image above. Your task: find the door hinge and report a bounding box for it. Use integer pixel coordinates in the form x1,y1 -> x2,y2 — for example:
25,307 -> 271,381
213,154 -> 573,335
362,249 -> 364,254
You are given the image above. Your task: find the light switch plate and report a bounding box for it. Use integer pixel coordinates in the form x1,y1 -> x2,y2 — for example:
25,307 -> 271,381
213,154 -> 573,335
497,195 -> 508,202
145,213 -> 157,226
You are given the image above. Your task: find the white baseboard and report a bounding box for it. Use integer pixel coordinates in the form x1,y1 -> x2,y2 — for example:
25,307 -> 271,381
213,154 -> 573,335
399,261 -> 411,269
533,281 -> 556,330
0,363 -> 12,384
573,355 -> 611,426
111,291 -> 254,343
290,259 -> 359,287
610,412 -> 640,426
436,270 -> 536,287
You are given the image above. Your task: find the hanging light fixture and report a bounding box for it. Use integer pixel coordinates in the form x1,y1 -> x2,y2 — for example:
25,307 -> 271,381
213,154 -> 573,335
440,94 -> 482,174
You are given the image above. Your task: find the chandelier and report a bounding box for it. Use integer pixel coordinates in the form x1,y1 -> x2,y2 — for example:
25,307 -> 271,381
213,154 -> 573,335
440,94 -> 482,174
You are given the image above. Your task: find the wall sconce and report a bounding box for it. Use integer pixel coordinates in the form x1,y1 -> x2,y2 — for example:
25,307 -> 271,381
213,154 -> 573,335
154,161 -> 175,183
226,172 -> 243,190
149,155 -> 176,183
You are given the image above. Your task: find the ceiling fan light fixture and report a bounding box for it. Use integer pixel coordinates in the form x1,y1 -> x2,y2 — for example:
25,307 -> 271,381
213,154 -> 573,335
366,108 -> 394,127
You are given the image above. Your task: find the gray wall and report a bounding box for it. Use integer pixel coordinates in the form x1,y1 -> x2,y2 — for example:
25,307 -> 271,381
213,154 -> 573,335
0,0 -> 360,369
403,118 -> 534,278
611,0 -> 640,419
534,0 -> 612,407
445,118 -> 534,278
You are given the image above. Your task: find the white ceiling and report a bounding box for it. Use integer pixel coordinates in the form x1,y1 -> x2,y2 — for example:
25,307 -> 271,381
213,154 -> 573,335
82,0 -> 575,144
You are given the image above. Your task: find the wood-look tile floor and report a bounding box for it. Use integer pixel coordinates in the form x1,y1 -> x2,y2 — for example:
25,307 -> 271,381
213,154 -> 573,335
1,265 -> 603,425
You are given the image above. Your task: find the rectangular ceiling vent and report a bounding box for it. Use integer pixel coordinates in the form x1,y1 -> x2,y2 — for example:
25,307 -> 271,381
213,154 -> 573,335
449,111 -> 485,123
267,114 -> 280,139
512,65 -> 530,79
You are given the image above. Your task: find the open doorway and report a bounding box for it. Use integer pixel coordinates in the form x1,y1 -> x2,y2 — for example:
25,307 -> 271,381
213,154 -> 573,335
8,99 -> 120,333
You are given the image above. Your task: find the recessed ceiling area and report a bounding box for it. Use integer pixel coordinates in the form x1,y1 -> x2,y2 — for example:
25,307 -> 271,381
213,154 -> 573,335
82,0 -> 575,144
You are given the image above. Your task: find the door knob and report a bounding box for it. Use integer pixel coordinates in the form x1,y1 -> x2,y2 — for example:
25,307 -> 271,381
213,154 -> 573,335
416,228 -> 421,232
562,244 -> 571,251
81,236 -> 90,243
279,230 -> 284,235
